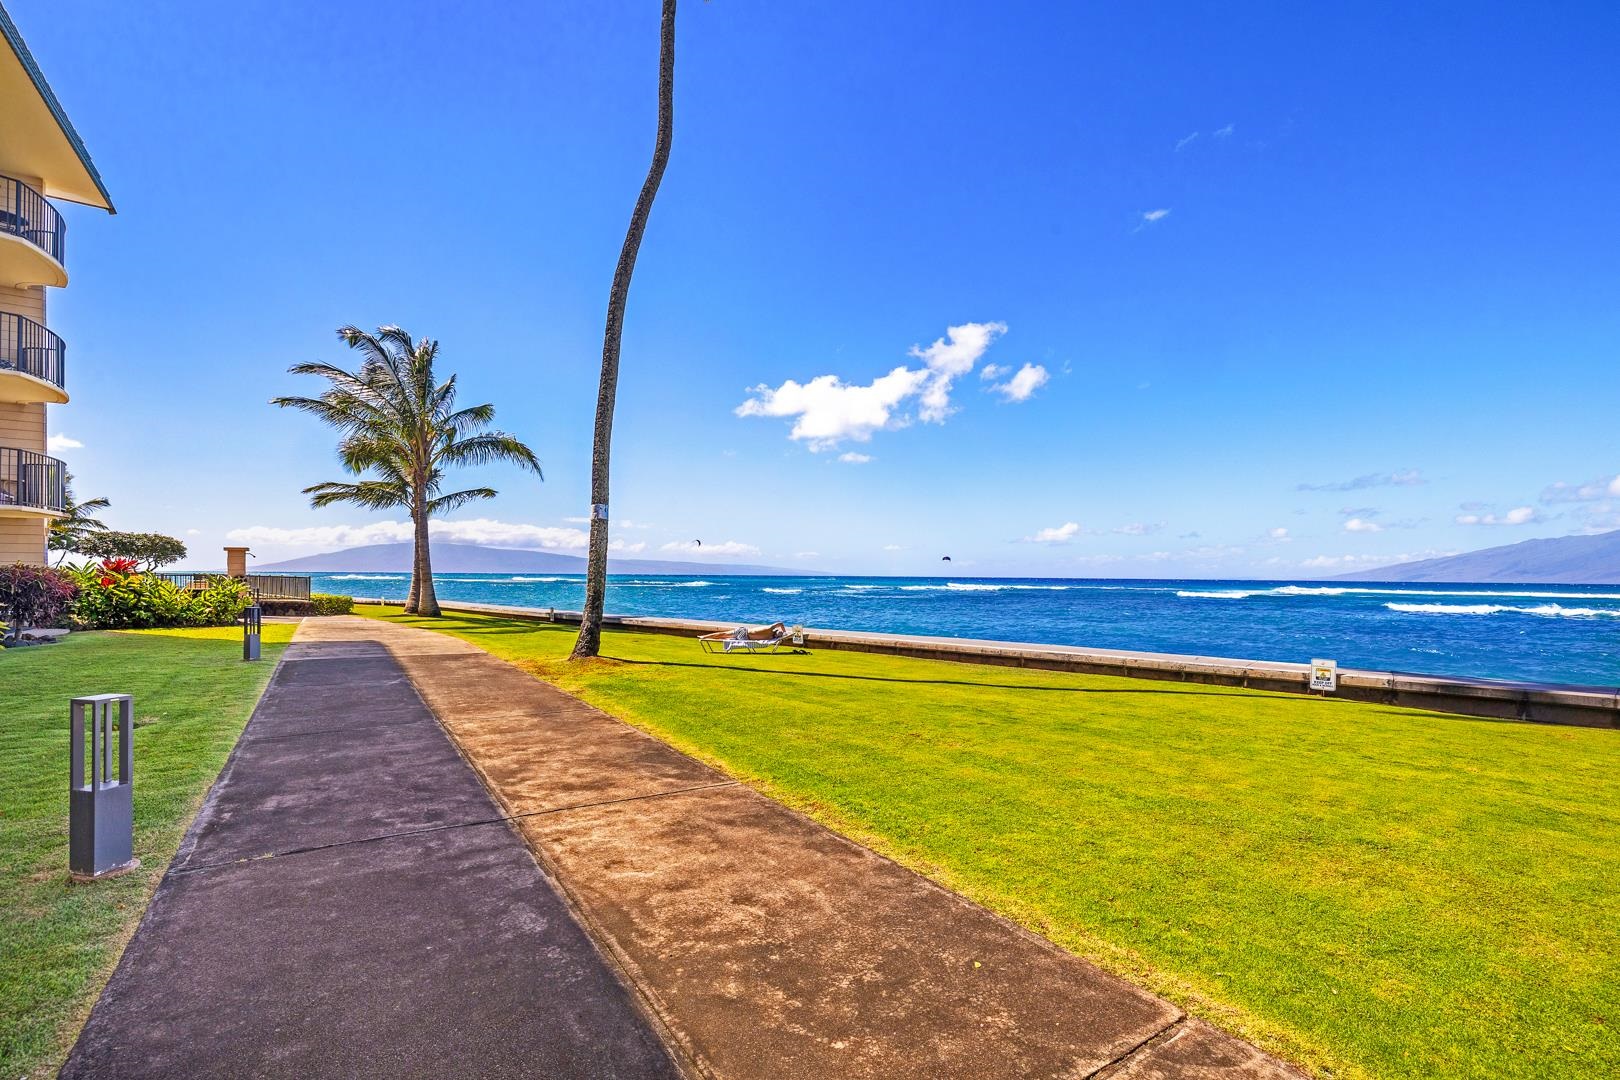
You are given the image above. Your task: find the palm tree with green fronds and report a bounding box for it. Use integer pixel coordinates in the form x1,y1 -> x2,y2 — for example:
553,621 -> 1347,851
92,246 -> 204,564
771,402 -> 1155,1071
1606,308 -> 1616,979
48,472 -> 111,566
272,326 -> 542,617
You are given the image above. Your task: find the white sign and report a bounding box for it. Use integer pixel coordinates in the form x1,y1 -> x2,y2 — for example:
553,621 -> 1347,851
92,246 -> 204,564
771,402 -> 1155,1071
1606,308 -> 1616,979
591,503 -> 609,521
1310,658 -> 1338,693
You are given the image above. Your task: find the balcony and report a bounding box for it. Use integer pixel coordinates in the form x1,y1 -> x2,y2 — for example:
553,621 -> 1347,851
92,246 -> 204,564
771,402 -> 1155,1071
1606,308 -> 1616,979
0,311 -> 66,403
0,446 -> 66,517
0,174 -> 67,288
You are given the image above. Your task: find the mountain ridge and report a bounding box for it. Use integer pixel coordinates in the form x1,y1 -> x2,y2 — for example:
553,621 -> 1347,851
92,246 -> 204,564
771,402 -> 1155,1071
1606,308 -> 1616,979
1335,529 -> 1620,583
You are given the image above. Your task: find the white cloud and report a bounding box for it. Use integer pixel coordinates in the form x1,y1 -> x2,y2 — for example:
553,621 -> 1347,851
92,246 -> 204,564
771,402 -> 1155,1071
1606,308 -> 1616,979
737,322 -> 1007,448
882,544 -> 904,551
1115,522 -> 1166,536
1213,123 -> 1235,139
186,528 -> 201,536
659,540 -> 761,558
1302,550 -> 1454,571
611,540 -> 647,554
1175,132 -> 1199,152
991,363 -> 1049,403
227,518 -> 602,552
1455,506 -> 1540,526
978,363 -> 1006,381
1342,517 -> 1383,533
794,551 -> 820,559
1541,475 -> 1620,503
47,433 -> 83,452
1141,209 -> 1171,224
1024,522 -> 1081,544
838,451 -> 872,464
1297,469 -> 1423,492
1268,526 -> 1292,540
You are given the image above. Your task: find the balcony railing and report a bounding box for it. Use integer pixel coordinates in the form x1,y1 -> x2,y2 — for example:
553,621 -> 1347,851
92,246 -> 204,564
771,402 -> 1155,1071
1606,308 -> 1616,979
155,573 -> 314,601
0,447 -> 66,513
0,311 -> 65,391
0,175 -> 65,266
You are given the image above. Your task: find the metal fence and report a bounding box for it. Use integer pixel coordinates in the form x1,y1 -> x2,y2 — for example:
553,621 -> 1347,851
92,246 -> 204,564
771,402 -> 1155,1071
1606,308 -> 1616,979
0,311 -> 65,390
0,446 -> 66,513
155,573 -> 313,600
0,174 -> 65,265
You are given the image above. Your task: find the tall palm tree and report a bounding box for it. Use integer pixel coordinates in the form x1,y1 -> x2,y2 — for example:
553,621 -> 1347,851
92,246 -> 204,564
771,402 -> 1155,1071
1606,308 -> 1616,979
48,472 -> 110,565
273,326 -> 542,617
572,0 -> 677,660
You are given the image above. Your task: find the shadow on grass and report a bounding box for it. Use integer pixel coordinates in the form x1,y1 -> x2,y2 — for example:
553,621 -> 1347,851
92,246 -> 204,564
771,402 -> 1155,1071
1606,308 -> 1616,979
603,655 -> 1283,699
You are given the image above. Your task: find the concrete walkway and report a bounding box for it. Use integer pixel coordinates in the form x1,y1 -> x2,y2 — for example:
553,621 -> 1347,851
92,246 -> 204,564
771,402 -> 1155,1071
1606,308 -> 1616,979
62,630 -> 682,1078
298,616 -> 1307,1080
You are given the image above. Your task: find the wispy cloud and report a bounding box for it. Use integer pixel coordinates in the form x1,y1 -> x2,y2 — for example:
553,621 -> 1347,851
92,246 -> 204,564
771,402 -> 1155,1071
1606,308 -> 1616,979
1212,123 -> 1235,139
1174,132 -> 1200,152
1267,526 -> 1292,540
47,433 -> 83,452
837,451 -> 872,464
1300,550 -> 1453,571
1115,522 -> 1166,536
1023,522 -> 1081,544
990,363 -> 1049,402
659,540 -> 762,558
736,321 -> 1007,449
228,519 -> 592,551
1541,475 -> 1620,503
882,544 -> 904,551
1342,517 -> 1382,533
1140,208 -> 1171,224
1455,506 -> 1541,526
1296,469 -> 1423,492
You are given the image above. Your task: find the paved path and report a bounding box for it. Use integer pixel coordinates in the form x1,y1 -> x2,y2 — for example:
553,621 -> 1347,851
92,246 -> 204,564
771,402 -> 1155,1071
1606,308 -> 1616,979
303,616 -> 1307,1080
62,629 -> 682,1078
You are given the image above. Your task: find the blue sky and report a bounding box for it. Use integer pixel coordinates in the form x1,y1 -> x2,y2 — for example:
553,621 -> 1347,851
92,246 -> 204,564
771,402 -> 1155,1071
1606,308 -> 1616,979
17,0 -> 1620,577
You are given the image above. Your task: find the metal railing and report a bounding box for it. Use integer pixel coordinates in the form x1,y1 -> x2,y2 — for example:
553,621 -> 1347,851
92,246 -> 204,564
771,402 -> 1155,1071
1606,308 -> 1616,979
0,446 -> 65,513
155,572 -> 313,600
0,311 -> 65,390
0,175 -> 65,266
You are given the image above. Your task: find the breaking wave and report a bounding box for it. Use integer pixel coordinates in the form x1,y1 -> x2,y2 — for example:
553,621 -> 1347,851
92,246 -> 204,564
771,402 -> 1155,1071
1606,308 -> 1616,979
1386,602 -> 1620,618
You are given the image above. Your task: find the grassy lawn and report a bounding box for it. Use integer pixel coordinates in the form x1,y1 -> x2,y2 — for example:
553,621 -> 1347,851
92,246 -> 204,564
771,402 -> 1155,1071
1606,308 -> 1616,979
359,605 -> 1618,1080
0,625 -> 294,1077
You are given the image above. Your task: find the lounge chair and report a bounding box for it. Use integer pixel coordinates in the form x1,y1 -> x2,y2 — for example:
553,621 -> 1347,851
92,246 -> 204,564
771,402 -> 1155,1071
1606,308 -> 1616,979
699,621 -> 797,654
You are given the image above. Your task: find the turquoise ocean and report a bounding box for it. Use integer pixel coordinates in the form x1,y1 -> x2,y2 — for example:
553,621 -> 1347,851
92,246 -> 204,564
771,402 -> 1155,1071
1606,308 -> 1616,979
310,573 -> 1620,688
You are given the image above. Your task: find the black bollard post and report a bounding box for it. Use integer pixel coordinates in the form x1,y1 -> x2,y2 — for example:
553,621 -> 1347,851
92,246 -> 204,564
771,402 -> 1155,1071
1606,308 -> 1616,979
243,603 -> 262,661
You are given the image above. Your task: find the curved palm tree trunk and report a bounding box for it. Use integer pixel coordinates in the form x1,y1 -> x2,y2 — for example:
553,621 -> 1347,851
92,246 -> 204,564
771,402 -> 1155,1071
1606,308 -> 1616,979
572,0 -> 677,660
405,518 -> 421,614
414,499 -> 440,617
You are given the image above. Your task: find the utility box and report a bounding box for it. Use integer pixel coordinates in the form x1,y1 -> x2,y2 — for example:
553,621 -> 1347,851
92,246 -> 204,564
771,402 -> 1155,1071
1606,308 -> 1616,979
243,603 -> 262,661
70,694 -> 136,880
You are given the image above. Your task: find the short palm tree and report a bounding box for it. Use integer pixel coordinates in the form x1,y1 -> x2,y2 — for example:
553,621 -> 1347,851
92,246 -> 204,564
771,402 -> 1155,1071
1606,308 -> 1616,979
48,473 -> 111,565
273,326 -> 541,617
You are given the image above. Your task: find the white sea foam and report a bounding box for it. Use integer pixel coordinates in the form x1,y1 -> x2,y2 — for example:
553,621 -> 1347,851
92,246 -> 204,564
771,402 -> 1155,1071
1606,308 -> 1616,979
615,580 -> 715,588
1177,590 -> 1259,599
762,587 -> 802,594
1386,602 -> 1620,618
508,576 -> 577,583
327,574 -> 406,581
896,582 -> 1069,593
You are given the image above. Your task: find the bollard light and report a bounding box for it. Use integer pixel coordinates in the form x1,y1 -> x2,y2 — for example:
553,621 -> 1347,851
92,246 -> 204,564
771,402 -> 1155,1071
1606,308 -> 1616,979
70,694 -> 136,880
242,603 -> 262,661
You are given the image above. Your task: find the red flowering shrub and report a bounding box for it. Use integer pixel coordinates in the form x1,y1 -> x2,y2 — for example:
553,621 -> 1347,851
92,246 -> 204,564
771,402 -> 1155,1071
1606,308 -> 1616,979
0,563 -> 79,631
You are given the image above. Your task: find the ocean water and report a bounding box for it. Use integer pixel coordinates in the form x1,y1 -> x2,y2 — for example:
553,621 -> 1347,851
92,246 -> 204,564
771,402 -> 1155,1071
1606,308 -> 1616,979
311,573 -> 1620,688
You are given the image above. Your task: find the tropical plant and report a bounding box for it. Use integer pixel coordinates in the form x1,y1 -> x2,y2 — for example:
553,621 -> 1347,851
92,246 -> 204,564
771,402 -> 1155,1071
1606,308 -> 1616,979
272,326 -> 542,617
74,530 -> 188,571
572,0 -> 677,660
63,562 -> 251,629
0,563 -> 78,632
47,472 -> 111,565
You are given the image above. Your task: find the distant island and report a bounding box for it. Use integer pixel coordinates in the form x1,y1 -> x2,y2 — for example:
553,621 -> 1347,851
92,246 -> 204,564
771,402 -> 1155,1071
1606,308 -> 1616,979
1336,529 -> 1620,584
253,541 -> 817,578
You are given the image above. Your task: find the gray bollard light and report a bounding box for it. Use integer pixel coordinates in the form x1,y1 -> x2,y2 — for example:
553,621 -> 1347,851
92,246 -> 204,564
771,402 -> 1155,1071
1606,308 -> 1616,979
70,694 -> 137,880
243,603 -> 262,661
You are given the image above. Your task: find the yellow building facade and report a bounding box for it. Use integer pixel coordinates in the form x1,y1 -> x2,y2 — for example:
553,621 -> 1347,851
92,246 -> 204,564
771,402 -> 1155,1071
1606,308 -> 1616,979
0,4 -> 113,563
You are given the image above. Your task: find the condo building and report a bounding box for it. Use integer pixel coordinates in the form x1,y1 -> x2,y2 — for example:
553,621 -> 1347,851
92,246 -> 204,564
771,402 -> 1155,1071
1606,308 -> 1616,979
0,3 -> 113,563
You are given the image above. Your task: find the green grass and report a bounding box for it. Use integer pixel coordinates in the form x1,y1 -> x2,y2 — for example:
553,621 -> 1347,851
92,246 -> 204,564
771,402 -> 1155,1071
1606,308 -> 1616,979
359,605 -> 1619,1080
0,625 -> 294,1077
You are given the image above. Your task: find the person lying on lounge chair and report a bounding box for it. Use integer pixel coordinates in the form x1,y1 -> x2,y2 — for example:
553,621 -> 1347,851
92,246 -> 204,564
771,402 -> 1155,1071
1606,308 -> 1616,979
698,621 -> 793,654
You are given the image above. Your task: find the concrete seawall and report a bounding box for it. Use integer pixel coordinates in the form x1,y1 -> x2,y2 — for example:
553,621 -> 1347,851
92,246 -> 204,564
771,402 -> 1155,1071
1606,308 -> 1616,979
357,599 -> 1620,730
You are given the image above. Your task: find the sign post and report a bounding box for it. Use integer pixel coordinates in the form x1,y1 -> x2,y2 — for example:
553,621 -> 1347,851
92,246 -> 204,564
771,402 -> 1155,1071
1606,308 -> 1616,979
1310,658 -> 1338,694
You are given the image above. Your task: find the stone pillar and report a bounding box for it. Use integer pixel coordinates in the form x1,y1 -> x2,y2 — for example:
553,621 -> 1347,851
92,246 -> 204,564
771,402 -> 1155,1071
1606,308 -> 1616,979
224,546 -> 249,578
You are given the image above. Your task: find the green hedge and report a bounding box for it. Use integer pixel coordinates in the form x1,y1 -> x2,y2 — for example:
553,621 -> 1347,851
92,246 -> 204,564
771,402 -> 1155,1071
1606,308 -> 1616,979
310,593 -> 354,616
